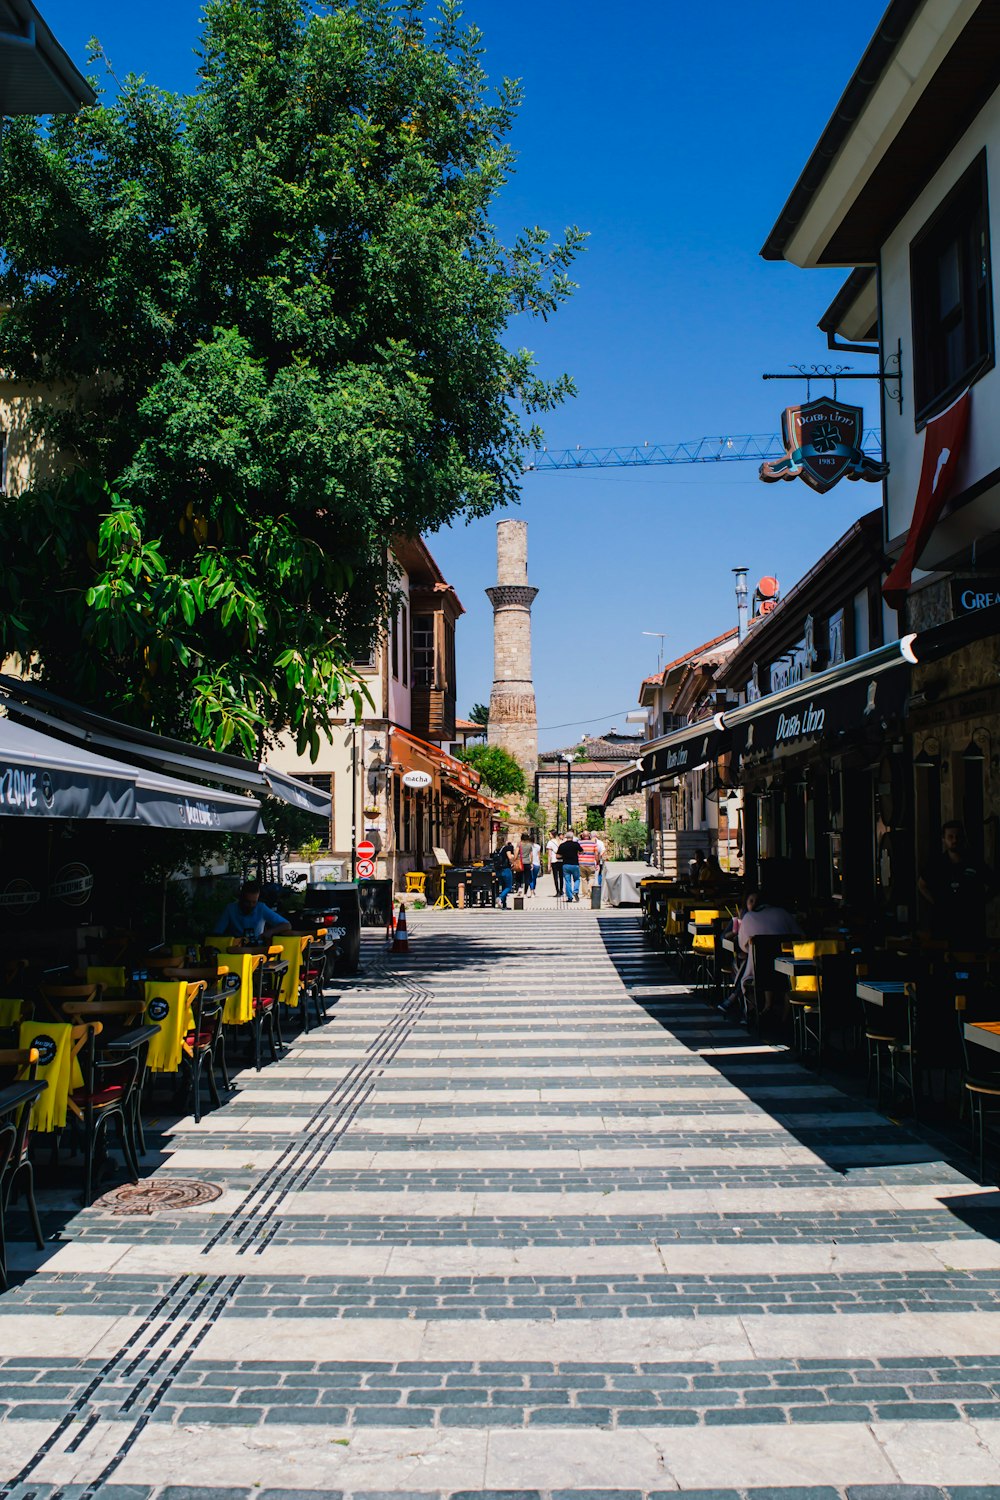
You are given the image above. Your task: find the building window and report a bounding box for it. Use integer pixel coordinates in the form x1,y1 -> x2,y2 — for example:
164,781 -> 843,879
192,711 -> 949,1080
911,152 -> 993,424
352,645 -> 376,670
391,612 -> 399,681
295,772 -> 333,850
444,620 -> 455,694
412,613 -> 434,687
401,603 -> 409,687
0,431 -> 8,495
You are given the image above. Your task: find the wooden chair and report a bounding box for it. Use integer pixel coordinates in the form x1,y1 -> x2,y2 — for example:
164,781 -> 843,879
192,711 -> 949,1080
0,1048 -> 45,1260
38,984 -> 101,1023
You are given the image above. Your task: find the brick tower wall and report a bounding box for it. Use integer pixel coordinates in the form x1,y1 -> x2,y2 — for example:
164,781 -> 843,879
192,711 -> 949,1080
487,519 -> 538,778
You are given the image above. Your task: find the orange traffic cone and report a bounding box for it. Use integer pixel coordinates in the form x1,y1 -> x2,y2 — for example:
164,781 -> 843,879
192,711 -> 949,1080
392,902 -> 409,955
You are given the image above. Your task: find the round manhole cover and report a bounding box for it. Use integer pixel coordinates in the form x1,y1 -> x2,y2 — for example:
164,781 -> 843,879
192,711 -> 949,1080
96,1178 -> 223,1216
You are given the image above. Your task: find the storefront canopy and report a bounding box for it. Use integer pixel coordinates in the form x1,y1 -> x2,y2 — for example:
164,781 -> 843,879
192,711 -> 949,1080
723,639 -> 911,765
604,716 -> 727,808
0,716 -> 264,832
0,677 -> 330,820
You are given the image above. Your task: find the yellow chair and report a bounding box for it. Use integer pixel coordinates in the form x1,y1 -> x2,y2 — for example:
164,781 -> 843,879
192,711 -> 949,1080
690,909 -> 723,988
790,939 -> 843,996
405,872 -> 427,897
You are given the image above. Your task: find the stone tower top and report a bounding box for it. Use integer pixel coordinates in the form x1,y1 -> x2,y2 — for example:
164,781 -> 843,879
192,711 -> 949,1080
496,518 -> 528,585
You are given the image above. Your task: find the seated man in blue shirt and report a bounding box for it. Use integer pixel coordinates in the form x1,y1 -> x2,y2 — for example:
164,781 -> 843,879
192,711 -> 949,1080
214,881 -> 292,942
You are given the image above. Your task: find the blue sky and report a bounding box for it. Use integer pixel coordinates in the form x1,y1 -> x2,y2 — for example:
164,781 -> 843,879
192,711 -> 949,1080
45,1 -> 886,749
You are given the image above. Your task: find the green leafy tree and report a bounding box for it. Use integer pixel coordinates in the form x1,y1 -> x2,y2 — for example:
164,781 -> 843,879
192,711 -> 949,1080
0,0 -> 583,756
525,797 -> 547,836
455,743 -> 525,797
610,812 -> 648,859
469,703 -> 490,729
586,808 -> 605,831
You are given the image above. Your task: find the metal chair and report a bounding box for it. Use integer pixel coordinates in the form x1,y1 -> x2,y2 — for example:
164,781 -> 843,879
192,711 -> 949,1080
252,958 -> 288,1071
67,1021 -> 141,1206
0,1051 -> 46,1265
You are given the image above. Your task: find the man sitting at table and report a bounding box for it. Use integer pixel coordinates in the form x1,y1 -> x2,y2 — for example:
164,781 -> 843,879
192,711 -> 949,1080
214,881 -> 292,942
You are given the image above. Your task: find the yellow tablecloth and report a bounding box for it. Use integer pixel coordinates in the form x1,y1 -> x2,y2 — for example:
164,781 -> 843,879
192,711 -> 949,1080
143,981 -> 194,1074
205,938 -> 272,1024
272,935 -> 307,1009
18,1020 -> 82,1131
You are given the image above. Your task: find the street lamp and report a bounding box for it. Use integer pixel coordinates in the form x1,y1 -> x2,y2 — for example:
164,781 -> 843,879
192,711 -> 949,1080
732,567 -> 749,642
560,753 -> 574,830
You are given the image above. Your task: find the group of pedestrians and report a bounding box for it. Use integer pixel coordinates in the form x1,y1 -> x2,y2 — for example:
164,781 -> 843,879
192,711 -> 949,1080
492,833 -> 541,909
491,827 -> 606,908
547,829 -> 605,904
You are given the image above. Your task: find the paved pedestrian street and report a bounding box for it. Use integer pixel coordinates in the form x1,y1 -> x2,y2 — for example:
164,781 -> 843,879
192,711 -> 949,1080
3,905 -> 1000,1500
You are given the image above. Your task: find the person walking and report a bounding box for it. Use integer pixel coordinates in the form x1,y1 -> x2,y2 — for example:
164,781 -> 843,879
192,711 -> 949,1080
594,831 -> 607,887
493,842 -> 515,909
528,836 -> 541,896
558,829 -> 583,903
546,833 -> 564,897
578,829 -> 598,896
517,833 -> 533,896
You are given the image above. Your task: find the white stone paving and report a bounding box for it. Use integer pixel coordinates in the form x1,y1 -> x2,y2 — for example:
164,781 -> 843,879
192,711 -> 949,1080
2,903 -> 1000,1500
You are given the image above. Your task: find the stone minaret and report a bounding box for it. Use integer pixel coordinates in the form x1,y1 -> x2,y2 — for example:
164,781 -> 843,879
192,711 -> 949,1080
486,519 -> 538,777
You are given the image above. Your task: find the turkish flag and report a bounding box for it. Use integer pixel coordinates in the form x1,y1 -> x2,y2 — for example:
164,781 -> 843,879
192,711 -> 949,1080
883,389 -> 970,610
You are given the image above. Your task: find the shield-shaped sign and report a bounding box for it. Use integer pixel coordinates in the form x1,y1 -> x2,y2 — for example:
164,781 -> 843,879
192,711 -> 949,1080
785,399 -> 861,492
760,397 -> 887,493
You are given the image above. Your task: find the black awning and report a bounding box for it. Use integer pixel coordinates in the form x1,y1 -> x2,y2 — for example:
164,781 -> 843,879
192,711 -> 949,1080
132,765 -> 264,834
261,765 -> 332,819
724,642 -> 909,765
0,677 -> 324,817
0,716 -> 263,831
645,722 -> 725,782
0,718 -> 136,821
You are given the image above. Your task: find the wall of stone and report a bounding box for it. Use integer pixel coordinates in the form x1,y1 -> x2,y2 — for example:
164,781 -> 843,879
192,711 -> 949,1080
534,768 -> 645,828
497,519 -> 528,584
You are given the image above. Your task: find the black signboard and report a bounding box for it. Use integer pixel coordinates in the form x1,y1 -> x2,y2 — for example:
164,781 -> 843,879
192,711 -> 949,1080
730,660 -> 908,763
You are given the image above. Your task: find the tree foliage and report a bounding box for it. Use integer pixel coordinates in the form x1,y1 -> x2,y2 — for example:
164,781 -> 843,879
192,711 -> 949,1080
0,0 -> 583,756
468,702 -> 490,729
455,742 -> 525,797
609,813 -> 647,859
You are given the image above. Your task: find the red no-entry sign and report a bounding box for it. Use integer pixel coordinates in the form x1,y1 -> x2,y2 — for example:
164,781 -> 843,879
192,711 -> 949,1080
357,840 -> 376,861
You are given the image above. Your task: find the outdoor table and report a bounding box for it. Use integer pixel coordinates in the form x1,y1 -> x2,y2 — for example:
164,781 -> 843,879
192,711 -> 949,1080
856,979 -> 908,1006
965,1021 -> 1000,1055
722,935 -> 737,954
775,957 -> 818,979
0,1078 -> 47,1123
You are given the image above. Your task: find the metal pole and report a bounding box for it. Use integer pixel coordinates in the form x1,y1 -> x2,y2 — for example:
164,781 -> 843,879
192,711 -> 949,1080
351,724 -> 357,880
566,759 -> 573,830
556,761 -> 562,835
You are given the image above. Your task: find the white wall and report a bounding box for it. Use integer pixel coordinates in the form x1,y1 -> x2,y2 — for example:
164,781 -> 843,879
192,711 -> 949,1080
881,82 -> 1000,565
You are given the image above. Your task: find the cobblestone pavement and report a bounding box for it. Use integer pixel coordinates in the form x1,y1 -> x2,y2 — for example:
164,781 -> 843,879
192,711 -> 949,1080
3,904 -> 1000,1500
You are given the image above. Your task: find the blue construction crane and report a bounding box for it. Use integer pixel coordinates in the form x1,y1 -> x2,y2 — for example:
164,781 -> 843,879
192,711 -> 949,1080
521,429 -> 883,472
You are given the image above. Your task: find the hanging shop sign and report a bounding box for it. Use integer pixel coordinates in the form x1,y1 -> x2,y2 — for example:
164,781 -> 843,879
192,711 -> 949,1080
951,579 -> 1000,616
402,770 -> 433,790
759,399 -> 888,493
